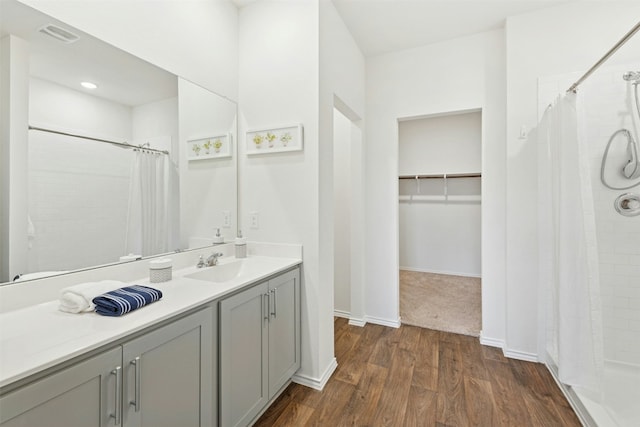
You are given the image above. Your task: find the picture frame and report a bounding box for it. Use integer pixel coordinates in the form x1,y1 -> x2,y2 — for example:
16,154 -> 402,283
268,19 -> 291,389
246,124 -> 303,155
187,133 -> 232,160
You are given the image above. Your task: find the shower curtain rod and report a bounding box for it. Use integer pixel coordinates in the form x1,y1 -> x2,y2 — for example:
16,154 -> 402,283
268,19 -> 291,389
567,20 -> 640,93
398,173 -> 481,179
28,125 -> 169,155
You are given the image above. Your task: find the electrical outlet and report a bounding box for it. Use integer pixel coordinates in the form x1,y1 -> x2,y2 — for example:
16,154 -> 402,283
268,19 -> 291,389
222,211 -> 230,228
250,212 -> 259,229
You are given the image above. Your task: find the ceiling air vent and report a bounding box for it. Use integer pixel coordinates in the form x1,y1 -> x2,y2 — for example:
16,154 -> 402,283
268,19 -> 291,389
38,24 -> 80,44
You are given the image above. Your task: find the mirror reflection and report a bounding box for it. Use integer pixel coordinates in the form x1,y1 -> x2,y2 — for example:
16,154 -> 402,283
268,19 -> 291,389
0,0 -> 237,284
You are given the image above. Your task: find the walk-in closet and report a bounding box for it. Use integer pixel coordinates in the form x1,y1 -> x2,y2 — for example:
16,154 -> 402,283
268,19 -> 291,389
398,110 -> 482,336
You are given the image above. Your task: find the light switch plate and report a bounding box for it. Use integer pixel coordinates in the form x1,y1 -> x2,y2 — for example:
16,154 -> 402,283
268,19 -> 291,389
223,211 -> 230,228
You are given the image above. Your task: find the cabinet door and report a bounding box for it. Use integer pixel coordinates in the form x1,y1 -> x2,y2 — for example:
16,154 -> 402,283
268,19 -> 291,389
267,269 -> 300,398
219,281 -> 268,427
122,307 -> 213,427
0,347 -> 121,427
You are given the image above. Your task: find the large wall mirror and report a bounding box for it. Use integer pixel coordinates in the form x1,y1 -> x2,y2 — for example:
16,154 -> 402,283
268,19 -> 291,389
0,0 -> 237,284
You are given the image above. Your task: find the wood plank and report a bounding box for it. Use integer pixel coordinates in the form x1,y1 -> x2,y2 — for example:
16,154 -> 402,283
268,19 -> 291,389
304,379 -> 355,426
464,376 -> 496,426
458,334 -> 490,381
411,328 -> 440,391
334,322 -> 362,362
270,401 -> 314,426
369,325 -> 402,368
481,344 -> 508,363
252,383 -> 300,426
373,347 -> 416,426
334,322 -> 385,385
484,360 -> 532,427
436,339 -> 469,426
403,385 -> 437,427
340,362 -> 389,426
521,362 -> 582,427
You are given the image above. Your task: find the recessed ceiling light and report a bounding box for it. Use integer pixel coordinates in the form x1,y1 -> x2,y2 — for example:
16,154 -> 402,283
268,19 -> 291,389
80,81 -> 98,90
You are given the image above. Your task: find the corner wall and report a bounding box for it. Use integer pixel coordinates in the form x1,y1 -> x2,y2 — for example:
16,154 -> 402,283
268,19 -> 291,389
238,0 -> 328,386
365,30 -> 507,340
319,0 -> 366,325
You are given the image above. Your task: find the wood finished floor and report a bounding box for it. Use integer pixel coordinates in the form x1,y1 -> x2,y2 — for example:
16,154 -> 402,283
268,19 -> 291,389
254,318 -> 581,427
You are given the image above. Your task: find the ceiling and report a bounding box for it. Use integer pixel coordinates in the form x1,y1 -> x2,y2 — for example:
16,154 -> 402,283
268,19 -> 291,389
0,0 -> 177,107
332,0 -> 572,56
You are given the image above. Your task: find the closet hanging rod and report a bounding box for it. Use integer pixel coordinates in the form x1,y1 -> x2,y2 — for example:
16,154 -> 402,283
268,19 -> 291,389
28,125 -> 169,155
398,173 -> 481,180
567,19 -> 640,93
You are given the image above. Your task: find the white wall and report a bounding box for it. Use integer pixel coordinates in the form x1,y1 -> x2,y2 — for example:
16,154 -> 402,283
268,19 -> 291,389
333,108 -> 351,315
398,112 -> 481,175
398,112 -> 481,277
178,78 -> 237,248
17,0 -> 239,101
505,1 -> 640,359
319,0 -> 366,328
239,0 -> 327,386
28,78 -> 133,273
0,35 -> 30,282
237,0 -> 365,387
366,30 -> 506,340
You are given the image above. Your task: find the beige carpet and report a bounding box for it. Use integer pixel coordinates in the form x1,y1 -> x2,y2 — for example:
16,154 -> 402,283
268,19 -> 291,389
400,270 -> 481,336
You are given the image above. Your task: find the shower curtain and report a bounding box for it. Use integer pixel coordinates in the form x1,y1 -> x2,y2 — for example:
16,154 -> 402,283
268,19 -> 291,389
538,92 -> 604,399
125,150 -> 170,257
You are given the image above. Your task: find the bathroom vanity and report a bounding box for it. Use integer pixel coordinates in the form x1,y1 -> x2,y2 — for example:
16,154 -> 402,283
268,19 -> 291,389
0,249 -> 301,427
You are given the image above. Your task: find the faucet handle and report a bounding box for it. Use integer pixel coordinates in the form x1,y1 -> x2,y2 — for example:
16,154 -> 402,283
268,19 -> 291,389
197,255 -> 205,268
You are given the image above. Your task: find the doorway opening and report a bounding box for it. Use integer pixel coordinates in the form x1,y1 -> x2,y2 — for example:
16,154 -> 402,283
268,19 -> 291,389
397,109 -> 482,336
332,102 -> 365,326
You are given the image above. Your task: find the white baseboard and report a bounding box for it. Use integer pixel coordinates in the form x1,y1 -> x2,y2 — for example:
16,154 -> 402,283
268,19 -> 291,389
503,348 -> 539,362
365,315 -> 401,328
479,333 -> 505,349
292,357 -> 337,391
333,309 -> 350,319
348,317 -> 366,327
333,310 -> 366,327
399,266 -> 481,278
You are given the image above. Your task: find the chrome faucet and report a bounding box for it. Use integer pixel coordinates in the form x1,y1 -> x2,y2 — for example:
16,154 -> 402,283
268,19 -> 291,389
206,252 -> 223,266
196,252 -> 223,268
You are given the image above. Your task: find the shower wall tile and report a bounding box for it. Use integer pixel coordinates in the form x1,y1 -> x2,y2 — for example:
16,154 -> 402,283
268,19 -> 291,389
583,65 -> 640,366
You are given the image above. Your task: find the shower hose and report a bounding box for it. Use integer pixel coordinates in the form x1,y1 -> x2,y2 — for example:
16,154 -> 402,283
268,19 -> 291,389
600,81 -> 640,190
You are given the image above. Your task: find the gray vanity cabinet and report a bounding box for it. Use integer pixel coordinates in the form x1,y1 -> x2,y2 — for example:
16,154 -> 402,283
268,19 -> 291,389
121,306 -> 214,427
0,307 -> 214,427
0,347 -> 122,427
219,268 -> 300,427
267,269 -> 301,398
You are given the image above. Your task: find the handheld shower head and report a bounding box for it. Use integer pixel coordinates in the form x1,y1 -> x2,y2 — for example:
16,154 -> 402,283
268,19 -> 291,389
623,137 -> 640,179
623,71 -> 640,83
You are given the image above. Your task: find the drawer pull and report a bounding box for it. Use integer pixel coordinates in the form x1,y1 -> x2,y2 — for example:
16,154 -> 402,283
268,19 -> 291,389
110,366 -> 122,425
130,357 -> 141,412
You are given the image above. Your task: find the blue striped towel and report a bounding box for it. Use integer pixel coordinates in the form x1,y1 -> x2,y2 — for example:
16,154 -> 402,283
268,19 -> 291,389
92,285 -> 163,316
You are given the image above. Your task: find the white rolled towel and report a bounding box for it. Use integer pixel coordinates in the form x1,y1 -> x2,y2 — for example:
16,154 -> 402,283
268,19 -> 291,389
59,280 -> 128,313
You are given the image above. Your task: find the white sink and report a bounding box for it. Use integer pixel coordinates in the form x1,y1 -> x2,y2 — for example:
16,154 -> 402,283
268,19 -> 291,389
186,260 -> 243,283
185,256 -> 295,284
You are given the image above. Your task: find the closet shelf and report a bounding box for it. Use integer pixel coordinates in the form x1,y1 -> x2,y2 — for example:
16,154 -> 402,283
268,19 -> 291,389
398,173 -> 481,180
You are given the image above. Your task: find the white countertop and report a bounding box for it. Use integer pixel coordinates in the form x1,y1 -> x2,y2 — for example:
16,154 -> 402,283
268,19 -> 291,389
0,255 -> 301,389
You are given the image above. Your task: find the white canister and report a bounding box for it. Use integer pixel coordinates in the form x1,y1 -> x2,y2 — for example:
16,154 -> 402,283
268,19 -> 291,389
149,258 -> 172,283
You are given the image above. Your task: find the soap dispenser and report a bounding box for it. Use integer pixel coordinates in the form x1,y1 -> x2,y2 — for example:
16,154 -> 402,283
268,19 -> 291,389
212,228 -> 224,245
235,230 -> 247,258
